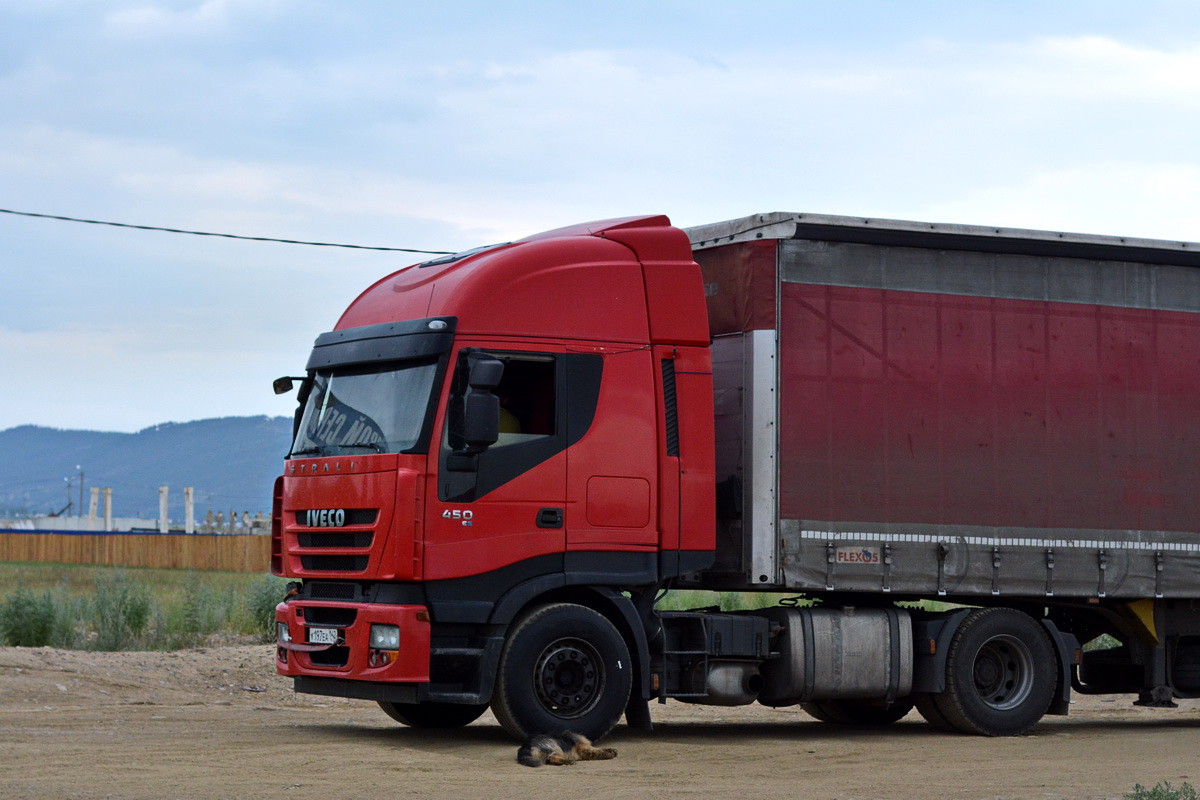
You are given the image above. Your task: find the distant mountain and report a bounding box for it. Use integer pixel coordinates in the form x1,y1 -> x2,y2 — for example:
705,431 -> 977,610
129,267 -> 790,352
0,417 -> 294,521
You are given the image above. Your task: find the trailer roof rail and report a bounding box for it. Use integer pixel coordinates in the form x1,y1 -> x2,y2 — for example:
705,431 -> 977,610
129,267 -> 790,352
686,212 -> 1200,268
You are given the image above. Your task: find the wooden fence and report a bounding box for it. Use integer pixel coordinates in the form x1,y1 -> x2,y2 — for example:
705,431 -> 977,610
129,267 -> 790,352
0,530 -> 271,573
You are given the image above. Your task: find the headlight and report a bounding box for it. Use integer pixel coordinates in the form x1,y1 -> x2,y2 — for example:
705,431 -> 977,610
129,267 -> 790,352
277,622 -> 292,644
369,624 -> 400,650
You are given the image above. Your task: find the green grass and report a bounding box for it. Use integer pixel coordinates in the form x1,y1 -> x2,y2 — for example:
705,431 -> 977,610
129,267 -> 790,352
0,562 -> 287,651
1085,633 -> 1123,651
0,587 -> 77,647
656,589 -> 810,611
3,565 -> 814,648
1126,782 -> 1198,800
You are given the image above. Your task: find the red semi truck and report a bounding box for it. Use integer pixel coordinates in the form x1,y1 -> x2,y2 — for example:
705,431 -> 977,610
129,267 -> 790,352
273,212 -> 1200,740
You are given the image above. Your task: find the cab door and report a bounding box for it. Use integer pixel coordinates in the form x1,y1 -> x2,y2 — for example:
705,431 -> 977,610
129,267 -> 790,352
426,344 -> 598,583
564,347 -> 660,563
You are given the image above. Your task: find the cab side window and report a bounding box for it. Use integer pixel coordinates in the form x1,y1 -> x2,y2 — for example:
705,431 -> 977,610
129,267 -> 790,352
495,355 -> 555,445
438,349 -> 603,503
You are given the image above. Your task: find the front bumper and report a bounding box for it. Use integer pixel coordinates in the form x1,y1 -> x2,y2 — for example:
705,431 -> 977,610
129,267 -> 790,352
275,600 -> 431,683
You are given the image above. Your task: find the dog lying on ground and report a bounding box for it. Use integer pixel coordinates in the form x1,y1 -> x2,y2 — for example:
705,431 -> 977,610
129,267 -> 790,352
516,731 -> 618,767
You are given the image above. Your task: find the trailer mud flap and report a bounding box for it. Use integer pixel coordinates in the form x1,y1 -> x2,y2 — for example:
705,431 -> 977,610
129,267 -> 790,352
1040,619 -> 1080,716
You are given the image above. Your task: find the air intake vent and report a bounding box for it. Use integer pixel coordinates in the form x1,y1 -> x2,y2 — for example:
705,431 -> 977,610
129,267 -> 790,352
662,359 -> 680,457
305,582 -> 359,600
304,607 -> 358,627
298,532 -> 374,548
309,646 -> 350,667
302,555 -> 369,572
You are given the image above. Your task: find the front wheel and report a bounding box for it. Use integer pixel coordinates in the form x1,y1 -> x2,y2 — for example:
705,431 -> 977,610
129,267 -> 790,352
925,608 -> 1056,736
377,701 -> 489,729
491,603 -> 632,741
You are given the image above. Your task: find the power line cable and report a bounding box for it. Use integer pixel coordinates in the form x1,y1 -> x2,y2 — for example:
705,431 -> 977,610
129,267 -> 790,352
0,206 -> 455,255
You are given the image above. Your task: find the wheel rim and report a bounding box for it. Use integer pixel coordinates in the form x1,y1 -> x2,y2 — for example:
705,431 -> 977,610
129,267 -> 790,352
972,633 -> 1036,710
533,636 -> 605,719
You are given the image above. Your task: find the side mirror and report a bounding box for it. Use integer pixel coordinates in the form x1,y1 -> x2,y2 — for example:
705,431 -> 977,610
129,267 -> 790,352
461,391 -> 500,448
447,353 -> 504,470
273,376 -> 301,395
467,353 -> 504,390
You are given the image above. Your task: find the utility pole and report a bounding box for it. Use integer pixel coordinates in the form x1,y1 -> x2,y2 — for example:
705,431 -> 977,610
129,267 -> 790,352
77,466 -> 84,519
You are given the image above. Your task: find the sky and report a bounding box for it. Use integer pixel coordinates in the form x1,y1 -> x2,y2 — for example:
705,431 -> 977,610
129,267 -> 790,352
3,0 -> 1200,433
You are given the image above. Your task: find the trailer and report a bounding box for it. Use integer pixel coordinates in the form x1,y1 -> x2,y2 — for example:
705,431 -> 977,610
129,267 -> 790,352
272,212 -> 1200,740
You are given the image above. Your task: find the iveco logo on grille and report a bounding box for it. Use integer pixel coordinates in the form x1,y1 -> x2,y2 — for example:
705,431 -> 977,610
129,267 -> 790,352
306,509 -> 347,527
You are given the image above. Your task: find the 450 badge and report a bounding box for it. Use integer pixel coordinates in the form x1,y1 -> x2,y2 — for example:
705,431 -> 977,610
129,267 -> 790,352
442,509 -> 474,526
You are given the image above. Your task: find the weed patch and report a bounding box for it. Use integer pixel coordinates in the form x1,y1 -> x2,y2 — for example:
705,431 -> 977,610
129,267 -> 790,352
90,571 -> 152,650
1126,782 -> 1199,800
0,587 -> 69,647
0,565 -> 288,651
238,574 -> 289,641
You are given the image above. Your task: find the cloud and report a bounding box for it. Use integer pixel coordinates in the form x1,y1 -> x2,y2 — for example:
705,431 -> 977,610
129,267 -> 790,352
6,6 -> 1200,433
1017,35 -> 1200,97
919,161 -> 1200,240
0,322 -> 300,432
103,0 -> 284,37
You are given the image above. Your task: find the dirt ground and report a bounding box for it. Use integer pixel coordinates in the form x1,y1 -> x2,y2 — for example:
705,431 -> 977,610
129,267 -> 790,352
3,644 -> 1200,800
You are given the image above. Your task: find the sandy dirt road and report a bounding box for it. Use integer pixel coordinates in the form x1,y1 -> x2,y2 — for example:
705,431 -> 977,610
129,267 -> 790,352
3,644 -> 1200,800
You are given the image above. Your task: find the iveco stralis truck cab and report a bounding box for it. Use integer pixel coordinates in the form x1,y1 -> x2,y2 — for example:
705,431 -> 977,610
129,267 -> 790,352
273,215 -> 715,736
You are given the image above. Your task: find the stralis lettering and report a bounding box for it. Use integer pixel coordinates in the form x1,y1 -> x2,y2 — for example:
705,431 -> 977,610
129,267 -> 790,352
306,508 -> 347,528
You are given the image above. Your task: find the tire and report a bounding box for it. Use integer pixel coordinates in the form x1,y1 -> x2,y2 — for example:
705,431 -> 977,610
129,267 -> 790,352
490,603 -> 632,742
913,692 -> 957,732
1172,641 -> 1200,693
377,701 -> 489,729
802,698 -> 914,726
801,701 -> 839,723
927,608 -> 1056,736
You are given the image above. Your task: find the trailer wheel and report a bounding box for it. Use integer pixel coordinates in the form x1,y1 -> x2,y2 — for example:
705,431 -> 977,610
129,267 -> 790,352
377,701 -> 488,729
802,698 -> 914,726
929,608 -> 1056,736
491,603 -> 631,742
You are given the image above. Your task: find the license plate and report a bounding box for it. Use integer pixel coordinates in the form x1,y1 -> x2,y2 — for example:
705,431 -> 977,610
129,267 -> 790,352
308,627 -> 338,645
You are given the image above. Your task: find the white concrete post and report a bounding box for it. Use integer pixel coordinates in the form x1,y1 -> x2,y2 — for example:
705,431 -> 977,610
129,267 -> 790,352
184,487 -> 195,534
103,488 -> 113,532
88,487 -> 100,531
159,486 -> 169,533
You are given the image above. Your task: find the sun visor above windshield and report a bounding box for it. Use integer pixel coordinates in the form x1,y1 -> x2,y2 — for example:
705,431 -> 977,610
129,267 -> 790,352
306,317 -> 457,370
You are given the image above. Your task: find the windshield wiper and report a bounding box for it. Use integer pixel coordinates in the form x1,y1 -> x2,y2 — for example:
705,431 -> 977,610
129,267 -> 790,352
288,447 -> 324,457
339,442 -> 384,453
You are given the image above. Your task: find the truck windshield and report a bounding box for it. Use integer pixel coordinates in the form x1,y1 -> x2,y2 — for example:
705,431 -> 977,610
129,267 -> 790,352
290,360 -> 438,457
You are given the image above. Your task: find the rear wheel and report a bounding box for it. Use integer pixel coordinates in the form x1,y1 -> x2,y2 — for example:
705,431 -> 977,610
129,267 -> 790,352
377,701 -> 488,729
491,603 -> 631,742
803,698 -> 914,726
925,608 -> 1056,736
913,692 -> 957,732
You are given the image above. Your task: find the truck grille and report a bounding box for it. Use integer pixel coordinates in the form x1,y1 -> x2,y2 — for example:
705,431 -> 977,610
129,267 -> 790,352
298,532 -> 374,548
305,582 -> 360,601
302,555 -> 369,572
309,646 -> 350,667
